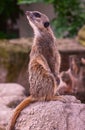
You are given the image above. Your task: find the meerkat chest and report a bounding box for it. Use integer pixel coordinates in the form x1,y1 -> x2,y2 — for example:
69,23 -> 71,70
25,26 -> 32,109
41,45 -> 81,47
40,41 -> 55,57
40,42 -> 56,71
30,39 -> 57,73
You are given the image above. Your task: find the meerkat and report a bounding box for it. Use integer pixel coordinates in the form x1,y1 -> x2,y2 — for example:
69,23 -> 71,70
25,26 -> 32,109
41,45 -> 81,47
57,55 -> 85,95
7,11 -> 65,130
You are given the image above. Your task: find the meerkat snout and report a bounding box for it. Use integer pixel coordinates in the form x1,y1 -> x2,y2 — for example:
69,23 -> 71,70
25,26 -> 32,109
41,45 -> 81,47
26,11 -> 41,18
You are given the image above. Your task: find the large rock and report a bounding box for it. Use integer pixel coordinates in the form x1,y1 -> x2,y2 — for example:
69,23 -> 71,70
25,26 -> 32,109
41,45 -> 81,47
0,83 -> 26,130
7,96 -> 85,130
0,38 -> 32,94
0,38 -> 32,86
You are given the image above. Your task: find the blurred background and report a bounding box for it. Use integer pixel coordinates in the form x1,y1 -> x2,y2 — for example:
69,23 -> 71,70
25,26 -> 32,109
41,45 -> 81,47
0,1 -> 85,129
0,0 -> 85,38
0,0 -> 85,98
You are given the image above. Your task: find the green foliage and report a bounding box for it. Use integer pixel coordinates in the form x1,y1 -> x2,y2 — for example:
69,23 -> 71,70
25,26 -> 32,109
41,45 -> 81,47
18,0 -> 43,4
18,0 -> 85,38
0,0 -> 21,22
0,0 -> 22,39
51,0 -> 85,37
0,32 -> 18,39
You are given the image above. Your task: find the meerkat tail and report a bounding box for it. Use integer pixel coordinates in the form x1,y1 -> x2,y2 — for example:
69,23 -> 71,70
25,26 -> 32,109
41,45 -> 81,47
7,96 -> 36,130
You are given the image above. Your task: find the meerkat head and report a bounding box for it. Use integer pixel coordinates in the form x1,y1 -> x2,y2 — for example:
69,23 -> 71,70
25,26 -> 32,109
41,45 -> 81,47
25,11 -> 50,36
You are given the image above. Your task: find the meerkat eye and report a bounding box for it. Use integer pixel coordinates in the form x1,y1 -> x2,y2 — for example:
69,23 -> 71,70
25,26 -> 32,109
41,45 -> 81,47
44,22 -> 50,28
33,12 -> 41,18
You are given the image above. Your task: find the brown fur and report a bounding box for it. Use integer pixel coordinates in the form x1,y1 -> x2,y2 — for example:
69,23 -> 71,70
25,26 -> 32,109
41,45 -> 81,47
7,11 -> 64,130
57,55 -> 85,95
29,31 -> 60,99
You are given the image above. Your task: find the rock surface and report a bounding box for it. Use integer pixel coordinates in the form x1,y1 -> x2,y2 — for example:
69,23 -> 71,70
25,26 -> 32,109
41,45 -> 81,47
0,83 -> 26,130
0,38 -> 31,93
7,96 -> 85,130
0,83 -> 85,130
0,38 -> 31,84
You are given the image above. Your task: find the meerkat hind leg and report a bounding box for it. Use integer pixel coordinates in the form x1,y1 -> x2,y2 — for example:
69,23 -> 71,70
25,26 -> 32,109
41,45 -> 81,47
52,95 -> 66,103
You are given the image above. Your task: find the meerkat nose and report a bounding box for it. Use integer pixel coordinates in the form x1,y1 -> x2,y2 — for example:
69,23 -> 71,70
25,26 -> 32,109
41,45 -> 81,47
25,11 -> 30,16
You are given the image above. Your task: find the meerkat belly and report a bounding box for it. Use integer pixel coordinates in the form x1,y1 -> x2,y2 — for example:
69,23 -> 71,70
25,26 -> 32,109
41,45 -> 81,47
29,64 -> 54,99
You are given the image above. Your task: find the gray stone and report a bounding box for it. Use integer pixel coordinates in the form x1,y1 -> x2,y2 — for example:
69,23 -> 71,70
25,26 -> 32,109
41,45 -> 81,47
0,83 -> 26,130
8,95 -> 85,130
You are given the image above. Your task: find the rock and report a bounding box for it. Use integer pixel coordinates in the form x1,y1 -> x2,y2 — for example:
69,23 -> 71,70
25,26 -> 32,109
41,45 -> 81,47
7,95 -> 85,130
0,38 -> 31,93
0,83 -> 26,130
0,38 -> 31,84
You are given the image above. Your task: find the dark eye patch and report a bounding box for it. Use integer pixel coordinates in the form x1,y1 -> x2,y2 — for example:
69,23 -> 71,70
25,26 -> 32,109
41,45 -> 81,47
44,22 -> 50,28
33,12 -> 41,18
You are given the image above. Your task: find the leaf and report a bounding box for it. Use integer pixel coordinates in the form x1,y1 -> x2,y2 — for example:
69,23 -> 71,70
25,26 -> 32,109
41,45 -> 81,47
18,0 -> 43,4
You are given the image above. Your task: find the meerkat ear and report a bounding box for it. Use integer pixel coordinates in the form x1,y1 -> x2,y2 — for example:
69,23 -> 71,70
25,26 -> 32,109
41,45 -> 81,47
81,58 -> 85,65
44,22 -> 50,28
69,55 -> 80,75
